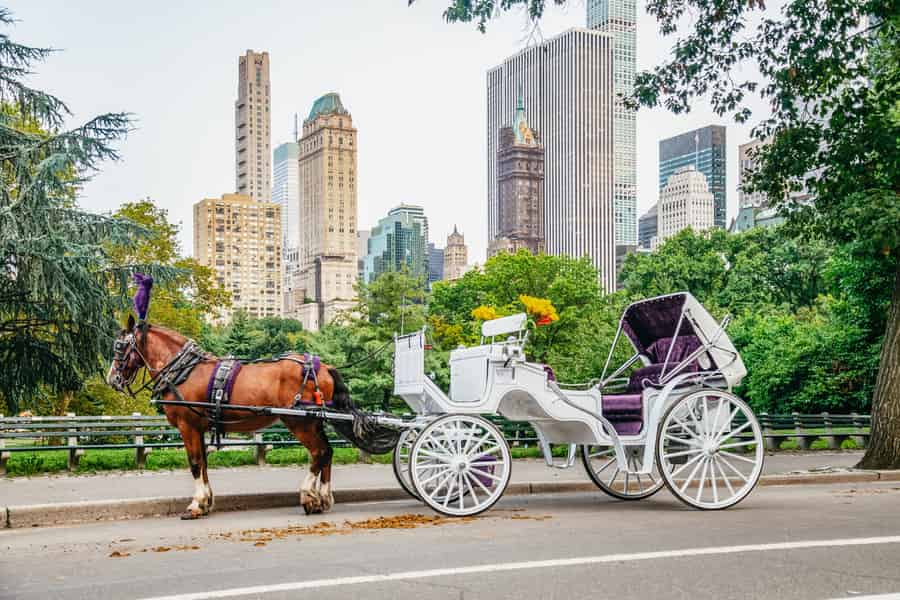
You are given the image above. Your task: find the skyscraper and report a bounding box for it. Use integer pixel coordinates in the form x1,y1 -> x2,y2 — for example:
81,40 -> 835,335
427,242 -> 444,287
659,125 -> 727,229
658,166 -> 715,243
587,0 -> 637,246
272,141 -> 300,250
193,193 -> 281,321
443,226 -> 468,281
363,204 -> 429,284
637,203 -> 658,249
489,94 -> 545,258
292,92 -> 358,331
487,28 -> 616,291
235,50 -> 271,202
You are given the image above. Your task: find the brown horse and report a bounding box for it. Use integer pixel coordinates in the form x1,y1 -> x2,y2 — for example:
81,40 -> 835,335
106,314 -> 390,519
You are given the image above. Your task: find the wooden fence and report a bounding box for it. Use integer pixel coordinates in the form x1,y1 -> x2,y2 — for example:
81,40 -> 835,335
0,411 -> 871,475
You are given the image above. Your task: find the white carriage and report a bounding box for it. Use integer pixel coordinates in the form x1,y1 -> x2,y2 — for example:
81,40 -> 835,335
391,292 -> 765,516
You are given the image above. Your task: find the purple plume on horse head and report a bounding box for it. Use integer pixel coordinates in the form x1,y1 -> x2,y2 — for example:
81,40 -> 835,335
132,273 -> 154,321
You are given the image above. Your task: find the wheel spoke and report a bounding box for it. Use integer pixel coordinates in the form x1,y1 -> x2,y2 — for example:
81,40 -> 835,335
427,470 -> 456,501
668,451 -> 704,479
466,469 -> 494,497
589,448 -> 615,459
713,456 -> 735,496
664,433 -> 702,447
417,449 -> 453,462
664,447 -> 703,460
702,396 -> 710,437
592,456 -> 617,476
679,454 -> 706,494
671,414 -> 703,442
715,420 -> 753,446
718,453 -> 750,482
470,468 -> 505,483
718,440 -> 757,450
710,458 -> 719,504
469,443 -> 501,458
695,458 -> 709,502
608,468 -> 620,487
720,449 -> 758,465
418,467 -> 451,487
462,471 -> 479,505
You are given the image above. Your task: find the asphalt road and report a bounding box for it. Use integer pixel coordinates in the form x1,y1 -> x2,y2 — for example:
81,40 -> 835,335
2,481 -> 900,600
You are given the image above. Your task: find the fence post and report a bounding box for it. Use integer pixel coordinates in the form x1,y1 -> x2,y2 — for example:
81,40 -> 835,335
792,412 -> 811,450
66,412 -> 82,471
133,412 -> 150,469
760,413 -> 777,451
253,432 -> 269,466
850,412 -> 868,449
0,413 -> 7,476
822,412 -> 838,450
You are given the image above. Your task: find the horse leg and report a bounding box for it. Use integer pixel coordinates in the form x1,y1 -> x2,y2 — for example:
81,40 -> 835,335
282,417 -> 333,514
201,435 -> 214,513
178,423 -> 211,520
313,421 -> 334,512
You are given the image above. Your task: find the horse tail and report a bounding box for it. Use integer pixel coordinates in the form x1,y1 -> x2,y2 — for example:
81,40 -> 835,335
327,367 -> 400,455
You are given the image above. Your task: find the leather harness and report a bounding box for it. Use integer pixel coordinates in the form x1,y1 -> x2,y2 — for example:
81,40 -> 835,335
148,339 -> 325,448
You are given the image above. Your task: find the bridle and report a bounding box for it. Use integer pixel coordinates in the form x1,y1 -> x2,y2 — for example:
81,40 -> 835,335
111,322 -> 160,396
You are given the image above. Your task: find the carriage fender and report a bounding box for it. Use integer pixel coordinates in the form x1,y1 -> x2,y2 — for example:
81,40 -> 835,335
639,373 -> 705,473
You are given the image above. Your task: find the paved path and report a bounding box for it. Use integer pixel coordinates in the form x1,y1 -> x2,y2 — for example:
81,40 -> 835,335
0,451 -> 863,506
1,478 -> 899,600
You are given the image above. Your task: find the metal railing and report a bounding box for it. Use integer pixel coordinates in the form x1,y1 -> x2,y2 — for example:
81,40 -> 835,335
0,411 -> 871,475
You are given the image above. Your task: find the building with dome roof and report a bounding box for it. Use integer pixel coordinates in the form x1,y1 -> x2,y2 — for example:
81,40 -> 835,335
288,92 -> 358,331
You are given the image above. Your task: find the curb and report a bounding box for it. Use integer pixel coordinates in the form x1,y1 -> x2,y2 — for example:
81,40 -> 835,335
3,470 -> 896,529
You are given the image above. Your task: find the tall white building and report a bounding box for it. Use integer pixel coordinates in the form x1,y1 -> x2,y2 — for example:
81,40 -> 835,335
658,166 -> 715,243
587,0 -> 637,246
487,28 -> 616,291
273,141 -> 300,250
235,50 -> 271,202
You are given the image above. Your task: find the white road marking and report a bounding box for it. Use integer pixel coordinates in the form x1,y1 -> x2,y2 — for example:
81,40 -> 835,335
136,535 -> 900,600
829,595 -> 900,600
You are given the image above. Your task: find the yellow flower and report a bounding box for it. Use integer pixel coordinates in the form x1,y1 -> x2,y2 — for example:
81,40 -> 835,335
471,305 -> 499,321
519,295 -> 559,325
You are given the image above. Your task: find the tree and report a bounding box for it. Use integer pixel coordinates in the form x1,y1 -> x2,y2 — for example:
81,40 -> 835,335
426,0 -> 900,467
110,199 -> 230,338
0,11 -> 167,413
353,269 -> 427,337
430,251 -> 630,382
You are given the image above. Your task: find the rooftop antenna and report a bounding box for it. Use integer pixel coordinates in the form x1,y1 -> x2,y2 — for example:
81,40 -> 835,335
293,113 -> 299,142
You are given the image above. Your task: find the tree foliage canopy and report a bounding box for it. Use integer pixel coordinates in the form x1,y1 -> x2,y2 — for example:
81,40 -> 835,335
0,12 -> 170,413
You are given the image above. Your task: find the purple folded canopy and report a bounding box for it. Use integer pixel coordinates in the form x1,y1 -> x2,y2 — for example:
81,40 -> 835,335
620,293 -> 696,356
132,273 -> 154,321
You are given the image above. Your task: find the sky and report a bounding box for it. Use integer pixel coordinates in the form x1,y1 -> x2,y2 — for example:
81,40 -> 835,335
8,0 -> 773,262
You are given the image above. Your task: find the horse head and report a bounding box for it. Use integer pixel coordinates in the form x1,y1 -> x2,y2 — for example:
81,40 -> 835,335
107,314 -> 147,392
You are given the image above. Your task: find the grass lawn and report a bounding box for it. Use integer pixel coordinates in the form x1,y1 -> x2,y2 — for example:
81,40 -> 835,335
1,431 -> 864,477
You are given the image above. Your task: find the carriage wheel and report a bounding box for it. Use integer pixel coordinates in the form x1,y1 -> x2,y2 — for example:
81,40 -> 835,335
392,429 -> 421,500
409,414 -> 511,517
656,390 -> 764,510
581,444 -> 664,500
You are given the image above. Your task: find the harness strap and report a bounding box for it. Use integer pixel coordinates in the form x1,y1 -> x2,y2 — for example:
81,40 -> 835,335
206,358 -> 242,448
294,352 -> 324,407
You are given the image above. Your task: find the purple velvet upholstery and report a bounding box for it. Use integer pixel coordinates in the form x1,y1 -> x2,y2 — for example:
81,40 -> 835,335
543,364 -> 556,382
625,335 -> 704,392
601,393 -> 643,435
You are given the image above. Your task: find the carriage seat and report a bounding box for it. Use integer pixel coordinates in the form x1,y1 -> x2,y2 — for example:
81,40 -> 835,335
601,393 -> 643,435
626,335 -> 703,393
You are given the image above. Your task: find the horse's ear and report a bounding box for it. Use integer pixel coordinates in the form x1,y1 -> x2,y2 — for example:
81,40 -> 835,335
126,314 -> 136,331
